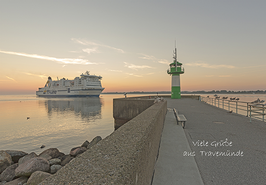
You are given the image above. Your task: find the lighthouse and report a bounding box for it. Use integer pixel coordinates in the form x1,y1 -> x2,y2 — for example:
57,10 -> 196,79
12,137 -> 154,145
167,46 -> 184,99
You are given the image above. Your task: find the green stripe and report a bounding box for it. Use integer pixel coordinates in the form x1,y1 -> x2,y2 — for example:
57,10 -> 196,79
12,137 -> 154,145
171,86 -> 181,99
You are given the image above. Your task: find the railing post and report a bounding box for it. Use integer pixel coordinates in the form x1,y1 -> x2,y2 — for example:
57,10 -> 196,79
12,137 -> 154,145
263,104 -> 265,122
236,101 -> 238,114
246,103 -> 249,117
222,100 -> 224,109
228,101 -> 230,111
250,105 -> 252,122
218,99 -> 219,108
212,98 -> 213,106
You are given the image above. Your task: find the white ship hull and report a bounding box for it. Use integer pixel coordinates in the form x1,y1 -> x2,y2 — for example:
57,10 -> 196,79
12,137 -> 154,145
36,88 -> 104,97
36,72 -> 104,97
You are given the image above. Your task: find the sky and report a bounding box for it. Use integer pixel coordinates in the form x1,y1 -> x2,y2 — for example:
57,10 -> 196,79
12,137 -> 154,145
1,0 -> 266,94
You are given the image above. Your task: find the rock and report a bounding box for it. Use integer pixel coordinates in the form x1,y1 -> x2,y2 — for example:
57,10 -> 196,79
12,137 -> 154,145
26,171 -> 51,185
50,165 -> 62,174
15,157 -> 49,177
81,140 -> 90,148
87,136 -> 102,149
5,150 -> 28,163
70,147 -> 86,157
18,152 -> 38,165
60,155 -> 73,166
0,163 -> 18,182
39,148 -> 62,159
38,154 -> 52,161
0,151 -> 12,174
4,176 -> 28,185
48,158 -> 61,166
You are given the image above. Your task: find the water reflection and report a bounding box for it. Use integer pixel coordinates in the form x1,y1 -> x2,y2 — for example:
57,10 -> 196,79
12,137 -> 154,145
0,95 -> 115,154
41,97 -> 102,122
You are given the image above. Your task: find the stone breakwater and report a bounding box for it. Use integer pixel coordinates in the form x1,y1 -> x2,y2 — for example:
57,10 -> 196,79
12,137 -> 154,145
0,136 -> 102,185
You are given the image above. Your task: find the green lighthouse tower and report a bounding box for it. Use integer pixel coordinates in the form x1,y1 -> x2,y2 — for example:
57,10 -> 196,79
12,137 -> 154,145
167,46 -> 184,99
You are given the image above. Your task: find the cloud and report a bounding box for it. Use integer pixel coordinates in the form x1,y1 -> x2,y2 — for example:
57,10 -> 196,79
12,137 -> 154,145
124,62 -> 152,70
158,60 -> 169,65
108,69 -> 122,72
186,62 -> 235,69
82,47 -> 99,54
6,76 -> 16,82
24,72 -> 49,79
0,50 -> 96,65
72,38 -> 125,53
139,53 -> 169,65
139,54 -> 156,60
126,73 -> 143,77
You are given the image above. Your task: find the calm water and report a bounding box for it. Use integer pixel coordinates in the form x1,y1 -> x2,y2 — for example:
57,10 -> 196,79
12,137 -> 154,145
1,93 -> 265,155
0,94 -> 126,154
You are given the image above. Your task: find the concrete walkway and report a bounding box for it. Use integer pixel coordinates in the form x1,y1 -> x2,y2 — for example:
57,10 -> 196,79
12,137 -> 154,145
164,98 -> 266,185
152,108 -> 204,185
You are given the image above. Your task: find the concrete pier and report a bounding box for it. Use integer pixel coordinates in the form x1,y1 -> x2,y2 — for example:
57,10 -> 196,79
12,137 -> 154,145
152,109 -> 204,185
163,97 -> 266,185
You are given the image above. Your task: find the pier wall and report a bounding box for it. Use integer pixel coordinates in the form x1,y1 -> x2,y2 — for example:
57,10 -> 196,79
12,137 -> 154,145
113,97 -> 155,129
40,99 -> 167,185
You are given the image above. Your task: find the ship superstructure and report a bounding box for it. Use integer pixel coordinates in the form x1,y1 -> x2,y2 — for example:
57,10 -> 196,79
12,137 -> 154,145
36,71 -> 104,97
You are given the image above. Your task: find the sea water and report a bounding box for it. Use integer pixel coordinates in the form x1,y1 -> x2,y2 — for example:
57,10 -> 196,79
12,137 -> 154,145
0,94 -> 124,154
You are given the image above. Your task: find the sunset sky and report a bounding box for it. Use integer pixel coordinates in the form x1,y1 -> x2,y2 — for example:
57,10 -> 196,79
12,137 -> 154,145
1,1 -> 266,94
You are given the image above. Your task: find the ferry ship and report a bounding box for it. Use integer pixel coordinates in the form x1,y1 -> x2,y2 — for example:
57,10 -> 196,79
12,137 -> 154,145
36,71 -> 104,97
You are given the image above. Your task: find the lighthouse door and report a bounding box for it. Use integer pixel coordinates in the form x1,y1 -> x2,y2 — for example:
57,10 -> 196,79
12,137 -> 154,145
68,88 -> 70,93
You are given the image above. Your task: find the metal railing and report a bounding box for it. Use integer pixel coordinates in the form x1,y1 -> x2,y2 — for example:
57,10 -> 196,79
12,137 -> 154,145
201,96 -> 266,122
